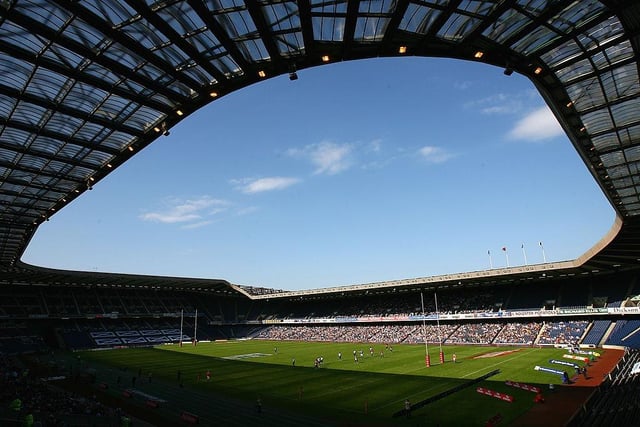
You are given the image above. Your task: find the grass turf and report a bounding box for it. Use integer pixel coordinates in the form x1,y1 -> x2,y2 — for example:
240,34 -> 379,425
77,341 -> 590,426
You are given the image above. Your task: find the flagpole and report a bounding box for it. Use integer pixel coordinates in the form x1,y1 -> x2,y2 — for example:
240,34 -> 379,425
488,250 -> 493,269
179,309 -> 184,347
420,293 -> 430,367
193,308 -> 198,346
503,247 -> 510,267
539,241 -> 547,263
522,243 -> 528,265
434,292 -> 444,363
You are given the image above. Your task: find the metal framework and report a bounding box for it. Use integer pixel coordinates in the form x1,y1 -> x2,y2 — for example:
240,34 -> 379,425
0,0 -> 639,290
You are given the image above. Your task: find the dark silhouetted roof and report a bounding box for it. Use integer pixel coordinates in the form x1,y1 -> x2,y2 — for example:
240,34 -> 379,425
0,0 -> 639,291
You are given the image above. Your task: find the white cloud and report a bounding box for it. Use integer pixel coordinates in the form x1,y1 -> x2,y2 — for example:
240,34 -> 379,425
236,206 -> 259,216
454,81 -> 472,90
181,220 -> 213,230
288,141 -> 353,175
139,196 -> 228,225
234,176 -> 300,194
465,93 -> 524,115
418,146 -> 454,164
508,106 -> 564,141
368,139 -> 382,153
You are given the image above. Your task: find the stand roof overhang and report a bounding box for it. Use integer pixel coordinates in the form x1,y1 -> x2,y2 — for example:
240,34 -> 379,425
0,0 -> 639,289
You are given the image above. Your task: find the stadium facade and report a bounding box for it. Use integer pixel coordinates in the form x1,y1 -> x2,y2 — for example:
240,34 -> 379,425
1,2 -> 640,425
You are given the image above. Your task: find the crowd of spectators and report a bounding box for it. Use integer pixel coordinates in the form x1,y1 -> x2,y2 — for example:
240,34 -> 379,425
446,323 -> 503,344
0,354 -> 127,426
537,320 -> 589,345
256,321 -> 560,346
493,322 -> 542,345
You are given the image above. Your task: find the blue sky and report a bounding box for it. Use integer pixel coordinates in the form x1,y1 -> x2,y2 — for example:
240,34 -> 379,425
23,57 -> 615,290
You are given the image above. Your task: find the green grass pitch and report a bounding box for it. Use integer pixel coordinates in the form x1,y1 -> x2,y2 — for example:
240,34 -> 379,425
78,341 -> 589,426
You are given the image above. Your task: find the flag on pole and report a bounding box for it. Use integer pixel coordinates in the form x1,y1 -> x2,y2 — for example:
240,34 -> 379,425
502,247 -> 510,267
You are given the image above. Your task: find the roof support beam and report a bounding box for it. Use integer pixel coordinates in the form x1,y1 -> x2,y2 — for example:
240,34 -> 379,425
0,40 -> 173,115
0,81 -> 143,137
341,0 -> 360,58
245,2 -> 282,67
0,117 -> 121,156
53,0 -> 203,91
7,9 -> 190,105
0,141 -> 104,171
187,0 -> 252,73
124,0 -> 228,85
0,159 -> 85,185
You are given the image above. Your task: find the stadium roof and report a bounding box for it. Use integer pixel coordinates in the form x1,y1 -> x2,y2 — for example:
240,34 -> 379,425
0,0 -> 639,289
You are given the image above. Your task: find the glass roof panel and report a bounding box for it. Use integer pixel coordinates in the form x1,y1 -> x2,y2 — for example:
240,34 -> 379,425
510,24 -> 560,55
625,146 -> 640,163
45,44 -> 90,70
58,144 -> 90,160
618,187 -> 636,197
542,38 -> 582,70
81,62 -> 124,88
82,151 -> 112,167
457,1 -> 500,16
311,0 -> 347,13
28,69 -> 73,104
400,3 -> 440,34
516,0 -> 554,17
64,82 -> 109,113
482,8 -> 530,43
547,0 -> 606,33
607,164 -> 629,179
30,137 -> 67,155
621,194 -> 640,205
235,39 -> 270,61
600,150 -> 625,168
576,16 -> 624,51
46,112 -> 83,137
611,176 -> 635,189
162,2 -> 208,35
12,102 -> 49,127
64,16 -> 111,53
566,77 -> 604,111
0,21 -> 48,54
0,149 -> 19,163
601,63 -> 640,102
264,1 -> 301,31
20,154 -> 49,171
555,58 -> 595,84
611,99 -> 640,129
0,128 -> 30,146
359,0 -> 395,14
581,108 -> 614,135
216,8 -> 257,38
99,131 -> 137,151
0,55 -> 32,91
355,16 -> 390,42
619,124 -> 640,148
625,205 -> 640,215
81,0 -> 137,28
437,13 -> 482,41
123,106 -> 165,132
73,122 -> 105,143
590,40 -> 634,71
14,1 -> 71,32
64,165 -> 95,181
313,16 -> 345,41
0,94 -> 18,117
276,32 -> 305,56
